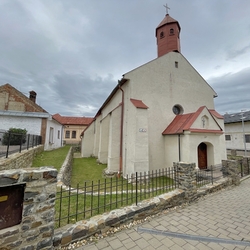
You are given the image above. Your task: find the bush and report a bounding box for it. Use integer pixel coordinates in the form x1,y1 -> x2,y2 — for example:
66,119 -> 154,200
2,128 -> 27,145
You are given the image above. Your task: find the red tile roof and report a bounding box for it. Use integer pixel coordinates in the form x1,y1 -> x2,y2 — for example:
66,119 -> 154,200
162,107 -> 223,135
53,113 -> 93,125
209,110 -> 223,119
130,99 -> 148,109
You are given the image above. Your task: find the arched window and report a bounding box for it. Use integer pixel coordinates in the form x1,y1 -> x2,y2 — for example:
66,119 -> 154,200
170,28 -> 174,35
160,31 -> 164,39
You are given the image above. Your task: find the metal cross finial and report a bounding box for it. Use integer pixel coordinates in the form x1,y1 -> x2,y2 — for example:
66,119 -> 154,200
163,3 -> 170,14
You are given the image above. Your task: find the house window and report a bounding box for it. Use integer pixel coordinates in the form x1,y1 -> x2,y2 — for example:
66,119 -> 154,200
245,134 -> 250,143
170,28 -> 174,35
175,61 -> 178,68
49,127 -> 54,144
72,131 -> 76,139
58,130 -> 60,139
65,130 -> 70,138
225,135 -> 231,141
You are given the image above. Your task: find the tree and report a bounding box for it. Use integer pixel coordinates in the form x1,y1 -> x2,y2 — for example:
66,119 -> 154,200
2,128 -> 27,145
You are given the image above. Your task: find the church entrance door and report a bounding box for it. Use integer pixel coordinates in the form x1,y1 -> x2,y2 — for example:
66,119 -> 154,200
198,142 -> 207,169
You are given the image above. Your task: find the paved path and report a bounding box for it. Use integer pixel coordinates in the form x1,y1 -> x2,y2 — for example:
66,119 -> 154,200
78,177 -> 250,250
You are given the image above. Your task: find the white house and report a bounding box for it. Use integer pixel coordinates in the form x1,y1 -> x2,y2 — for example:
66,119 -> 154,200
81,13 -> 227,176
224,110 -> 250,154
0,84 -> 63,150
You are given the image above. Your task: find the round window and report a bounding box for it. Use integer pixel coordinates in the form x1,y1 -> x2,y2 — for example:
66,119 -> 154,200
172,105 -> 183,115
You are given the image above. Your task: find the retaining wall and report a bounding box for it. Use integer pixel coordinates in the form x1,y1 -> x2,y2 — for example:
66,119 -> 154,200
0,145 -> 44,171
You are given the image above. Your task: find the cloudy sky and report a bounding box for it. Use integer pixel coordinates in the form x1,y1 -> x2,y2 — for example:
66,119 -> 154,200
0,0 -> 250,117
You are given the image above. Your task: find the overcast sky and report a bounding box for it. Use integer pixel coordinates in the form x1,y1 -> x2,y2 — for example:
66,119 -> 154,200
0,0 -> 250,117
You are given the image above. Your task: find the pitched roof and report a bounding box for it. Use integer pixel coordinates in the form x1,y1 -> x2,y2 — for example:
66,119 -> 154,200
0,83 -> 47,113
156,14 -> 181,35
162,106 -> 223,135
130,98 -> 148,109
224,110 -> 250,124
53,113 -> 93,125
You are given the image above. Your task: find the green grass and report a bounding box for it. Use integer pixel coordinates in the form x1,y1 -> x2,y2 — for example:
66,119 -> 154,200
32,145 -> 71,171
31,147 -> 176,228
70,157 -> 107,186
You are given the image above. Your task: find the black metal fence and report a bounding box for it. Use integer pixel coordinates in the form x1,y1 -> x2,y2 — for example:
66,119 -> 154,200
55,162 -> 250,228
0,130 -> 42,158
55,168 -> 178,227
195,165 -> 224,187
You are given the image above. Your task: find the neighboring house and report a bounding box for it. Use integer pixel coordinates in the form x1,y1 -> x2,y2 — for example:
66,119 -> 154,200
0,83 -> 63,150
53,114 -> 93,145
81,13 -> 227,177
223,110 -> 250,153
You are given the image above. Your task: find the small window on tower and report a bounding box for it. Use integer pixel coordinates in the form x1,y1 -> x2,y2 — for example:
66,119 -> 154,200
175,61 -> 178,68
160,31 -> 164,39
170,28 -> 174,35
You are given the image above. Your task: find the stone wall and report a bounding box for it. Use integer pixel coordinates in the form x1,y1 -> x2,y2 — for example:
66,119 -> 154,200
0,167 -> 57,250
0,145 -> 44,171
57,146 -> 74,187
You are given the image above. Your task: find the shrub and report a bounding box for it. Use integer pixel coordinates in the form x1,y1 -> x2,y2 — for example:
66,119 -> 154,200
2,128 -> 27,145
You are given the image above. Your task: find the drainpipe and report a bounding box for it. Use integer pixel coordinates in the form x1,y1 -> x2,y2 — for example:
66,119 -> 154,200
118,84 -> 124,177
178,134 -> 181,161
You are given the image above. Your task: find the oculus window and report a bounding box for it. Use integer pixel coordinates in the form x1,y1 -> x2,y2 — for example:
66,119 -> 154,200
172,105 -> 183,115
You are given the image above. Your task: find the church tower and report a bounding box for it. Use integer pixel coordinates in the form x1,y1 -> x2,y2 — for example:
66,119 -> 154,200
156,13 -> 181,57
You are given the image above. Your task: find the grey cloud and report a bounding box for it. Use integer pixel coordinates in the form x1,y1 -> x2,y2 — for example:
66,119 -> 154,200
226,45 -> 250,60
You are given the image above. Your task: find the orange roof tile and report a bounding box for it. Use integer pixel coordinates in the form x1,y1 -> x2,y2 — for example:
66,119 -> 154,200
53,113 -> 93,125
209,109 -> 223,119
130,99 -> 148,109
162,107 -> 223,135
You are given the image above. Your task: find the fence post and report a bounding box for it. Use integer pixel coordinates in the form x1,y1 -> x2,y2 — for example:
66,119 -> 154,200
135,172 -> 138,205
6,132 -> 11,158
211,165 -> 213,185
173,162 -> 197,202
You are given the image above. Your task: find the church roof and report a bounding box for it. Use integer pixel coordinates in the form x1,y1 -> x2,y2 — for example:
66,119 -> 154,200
156,14 -> 181,34
162,106 -> 223,135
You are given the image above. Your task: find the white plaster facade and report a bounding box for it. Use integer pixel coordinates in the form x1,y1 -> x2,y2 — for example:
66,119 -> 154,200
81,52 -> 227,176
0,111 -> 63,150
224,121 -> 250,151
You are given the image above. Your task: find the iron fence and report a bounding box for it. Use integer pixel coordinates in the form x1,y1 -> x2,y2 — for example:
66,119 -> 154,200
55,162 -> 250,228
195,165 -> 224,187
55,168 -> 178,227
0,130 -> 42,158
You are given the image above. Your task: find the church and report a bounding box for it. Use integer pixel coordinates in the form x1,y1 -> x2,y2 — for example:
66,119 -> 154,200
81,11 -> 227,177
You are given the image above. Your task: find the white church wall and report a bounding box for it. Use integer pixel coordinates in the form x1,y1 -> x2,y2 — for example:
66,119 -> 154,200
164,135 -> 180,168
123,52 -> 216,172
81,121 -> 95,157
108,107 -> 121,173
98,114 -> 110,164
181,132 -> 226,167
191,109 -> 220,130
93,115 -> 101,157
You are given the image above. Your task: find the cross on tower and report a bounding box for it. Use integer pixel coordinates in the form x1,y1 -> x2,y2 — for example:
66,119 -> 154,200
163,3 -> 170,14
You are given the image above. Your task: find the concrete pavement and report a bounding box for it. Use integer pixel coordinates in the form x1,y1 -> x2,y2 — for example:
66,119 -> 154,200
77,177 -> 250,250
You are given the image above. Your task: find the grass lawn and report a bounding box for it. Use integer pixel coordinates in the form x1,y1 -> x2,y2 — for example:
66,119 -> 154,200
32,145 -> 71,171
70,157 -> 107,186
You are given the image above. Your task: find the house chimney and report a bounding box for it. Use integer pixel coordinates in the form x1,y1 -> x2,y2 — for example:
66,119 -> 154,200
29,90 -> 37,103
